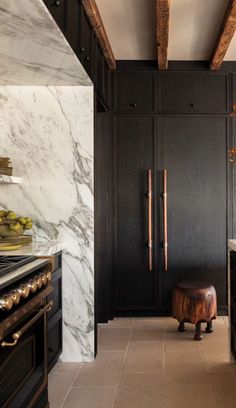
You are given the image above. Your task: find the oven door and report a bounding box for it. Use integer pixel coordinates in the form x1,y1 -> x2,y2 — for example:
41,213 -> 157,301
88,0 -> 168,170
0,300 -> 52,408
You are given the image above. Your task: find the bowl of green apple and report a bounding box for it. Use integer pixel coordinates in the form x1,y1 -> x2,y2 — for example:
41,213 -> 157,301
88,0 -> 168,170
0,210 -> 33,237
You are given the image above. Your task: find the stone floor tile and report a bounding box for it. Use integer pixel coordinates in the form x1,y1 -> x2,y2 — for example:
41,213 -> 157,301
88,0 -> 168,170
114,373 -> 165,408
74,351 -> 125,386
98,328 -> 131,351
62,386 -> 117,408
48,372 -> 78,408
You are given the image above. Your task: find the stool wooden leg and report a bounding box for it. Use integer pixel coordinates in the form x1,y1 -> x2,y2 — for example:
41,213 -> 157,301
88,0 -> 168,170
194,322 -> 203,341
205,320 -> 213,333
178,321 -> 186,332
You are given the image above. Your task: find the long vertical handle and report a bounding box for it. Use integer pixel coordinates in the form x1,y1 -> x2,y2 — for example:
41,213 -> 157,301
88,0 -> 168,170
163,169 -> 168,271
147,169 -> 153,271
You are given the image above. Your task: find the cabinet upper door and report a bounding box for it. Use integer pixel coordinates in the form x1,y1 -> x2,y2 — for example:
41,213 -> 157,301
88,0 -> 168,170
44,0 -> 67,34
158,72 -> 229,114
114,73 -> 156,113
77,7 -> 95,80
64,0 -> 82,54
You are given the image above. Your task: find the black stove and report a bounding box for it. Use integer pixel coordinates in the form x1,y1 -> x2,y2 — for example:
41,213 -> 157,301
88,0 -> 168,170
0,255 -> 36,278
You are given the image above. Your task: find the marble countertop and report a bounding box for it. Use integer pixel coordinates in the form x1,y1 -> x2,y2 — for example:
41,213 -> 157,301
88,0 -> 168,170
0,240 -> 63,256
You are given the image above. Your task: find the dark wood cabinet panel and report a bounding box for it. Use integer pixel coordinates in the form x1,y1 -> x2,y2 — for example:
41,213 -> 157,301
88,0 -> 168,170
96,43 -> 105,100
156,116 -> 227,310
95,113 -> 110,322
104,61 -> 110,109
44,0 -> 67,33
77,7 -> 95,80
113,114 -> 228,314
114,73 -> 156,113
114,116 -> 156,311
159,72 -> 229,114
64,0 -> 82,53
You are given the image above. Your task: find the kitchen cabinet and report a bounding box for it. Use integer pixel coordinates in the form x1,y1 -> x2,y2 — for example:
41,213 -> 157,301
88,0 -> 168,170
65,0 -> 82,54
113,114 -> 228,314
77,6 -> 96,82
113,72 -> 156,113
46,252 -> 63,372
43,0 -> 67,34
158,72 -> 229,114
104,65 -> 232,321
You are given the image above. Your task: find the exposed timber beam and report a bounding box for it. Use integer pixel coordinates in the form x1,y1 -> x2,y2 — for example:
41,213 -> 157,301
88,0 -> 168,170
210,0 -> 236,70
156,0 -> 171,70
82,0 -> 116,70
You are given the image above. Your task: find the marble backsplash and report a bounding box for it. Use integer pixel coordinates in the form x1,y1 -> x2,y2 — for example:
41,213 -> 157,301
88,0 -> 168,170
0,85 -> 94,362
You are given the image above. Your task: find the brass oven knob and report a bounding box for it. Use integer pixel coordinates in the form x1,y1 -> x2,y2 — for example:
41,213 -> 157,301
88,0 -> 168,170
46,271 -> 52,283
10,290 -> 21,305
18,284 -> 30,298
36,275 -> 43,289
27,279 -> 37,293
0,295 -> 13,311
41,273 -> 48,286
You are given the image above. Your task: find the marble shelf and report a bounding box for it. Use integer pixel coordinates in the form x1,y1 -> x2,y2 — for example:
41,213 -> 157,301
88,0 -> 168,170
0,175 -> 21,184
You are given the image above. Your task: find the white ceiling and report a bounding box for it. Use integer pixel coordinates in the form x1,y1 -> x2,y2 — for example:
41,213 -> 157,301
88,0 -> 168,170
96,0 -> 236,61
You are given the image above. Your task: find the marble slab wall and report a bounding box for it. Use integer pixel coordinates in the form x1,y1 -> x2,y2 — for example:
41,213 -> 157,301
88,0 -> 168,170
0,85 -> 94,362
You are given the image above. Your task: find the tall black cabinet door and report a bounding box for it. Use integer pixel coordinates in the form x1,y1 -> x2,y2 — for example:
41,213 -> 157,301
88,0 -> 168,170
157,117 -> 228,310
114,116 -> 156,311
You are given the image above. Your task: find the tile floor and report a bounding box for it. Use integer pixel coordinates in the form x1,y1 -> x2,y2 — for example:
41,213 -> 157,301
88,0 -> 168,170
48,316 -> 236,408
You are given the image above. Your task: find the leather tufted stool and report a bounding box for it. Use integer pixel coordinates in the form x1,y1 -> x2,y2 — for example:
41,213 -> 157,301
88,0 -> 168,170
172,282 -> 217,340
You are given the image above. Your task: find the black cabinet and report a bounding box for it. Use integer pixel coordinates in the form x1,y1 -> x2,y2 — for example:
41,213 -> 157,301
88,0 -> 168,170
113,73 -> 156,113
77,7 -> 95,81
65,0 -> 82,53
113,114 -> 228,314
46,253 -> 62,372
43,0 -> 67,34
230,250 -> 236,360
158,72 -> 229,114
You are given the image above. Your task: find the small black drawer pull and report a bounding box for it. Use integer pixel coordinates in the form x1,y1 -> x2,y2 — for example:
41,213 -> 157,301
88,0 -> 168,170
129,103 -> 137,108
48,346 -> 54,353
78,47 -> 85,53
85,56 -> 90,61
190,103 -> 194,108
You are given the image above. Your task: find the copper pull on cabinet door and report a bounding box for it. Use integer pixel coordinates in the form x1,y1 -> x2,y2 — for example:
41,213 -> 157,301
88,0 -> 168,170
147,169 -> 153,271
162,169 -> 168,271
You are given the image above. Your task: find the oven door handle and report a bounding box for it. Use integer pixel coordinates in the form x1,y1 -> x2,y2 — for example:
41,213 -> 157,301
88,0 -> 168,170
1,300 -> 53,348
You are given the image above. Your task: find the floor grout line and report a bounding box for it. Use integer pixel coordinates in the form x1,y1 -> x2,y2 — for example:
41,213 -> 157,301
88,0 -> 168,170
59,367 -> 82,408
111,322 -> 134,407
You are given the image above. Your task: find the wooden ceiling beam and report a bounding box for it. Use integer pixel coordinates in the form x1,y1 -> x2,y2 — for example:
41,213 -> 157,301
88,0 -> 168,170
156,0 -> 171,70
210,0 -> 236,70
82,0 -> 116,70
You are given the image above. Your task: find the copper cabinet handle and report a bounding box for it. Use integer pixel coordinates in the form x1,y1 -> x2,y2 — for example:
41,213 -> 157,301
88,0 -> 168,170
162,169 -> 168,271
147,169 -> 153,271
1,301 -> 53,348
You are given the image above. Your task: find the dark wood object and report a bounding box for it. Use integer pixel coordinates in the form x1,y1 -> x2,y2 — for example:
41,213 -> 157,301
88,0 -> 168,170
210,0 -> 236,70
156,0 -> 171,70
82,0 -> 116,70
173,282 -> 217,340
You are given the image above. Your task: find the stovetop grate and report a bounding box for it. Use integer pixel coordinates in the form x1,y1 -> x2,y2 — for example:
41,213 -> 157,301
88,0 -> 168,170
0,256 -> 37,278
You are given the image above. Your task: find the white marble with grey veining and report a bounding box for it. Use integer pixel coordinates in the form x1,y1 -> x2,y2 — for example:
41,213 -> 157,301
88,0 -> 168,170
0,0 -> 91,86
0,85 -> 94,362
